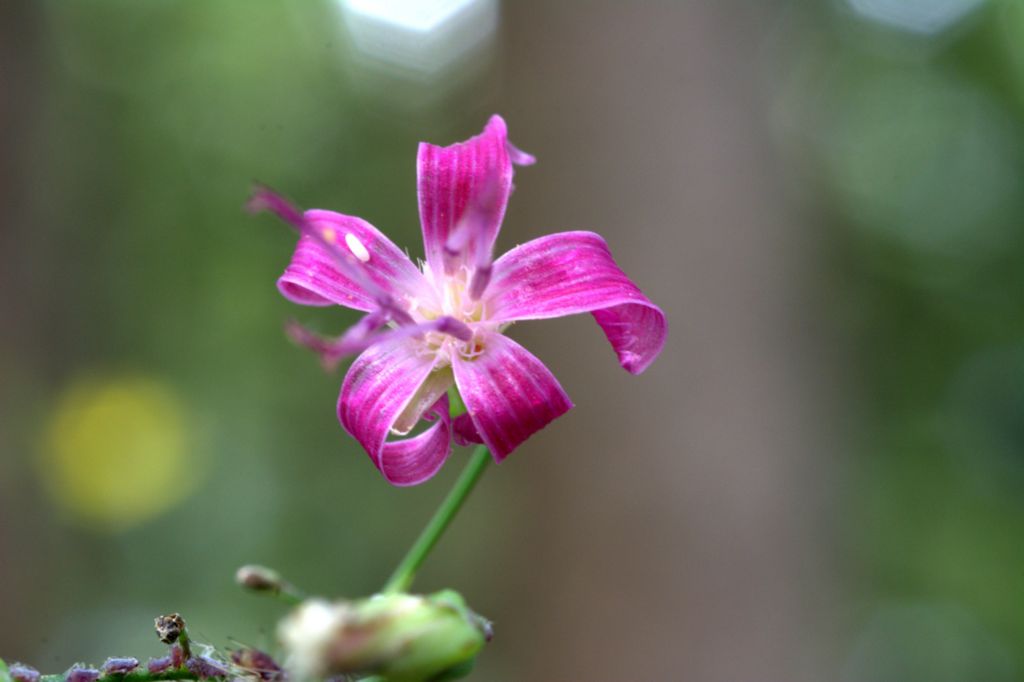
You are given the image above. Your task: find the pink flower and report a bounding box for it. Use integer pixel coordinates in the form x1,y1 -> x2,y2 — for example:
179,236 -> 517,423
251,116 -> 666,485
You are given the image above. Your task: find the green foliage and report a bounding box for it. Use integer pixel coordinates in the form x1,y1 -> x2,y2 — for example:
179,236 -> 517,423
776,0 -> 1024,677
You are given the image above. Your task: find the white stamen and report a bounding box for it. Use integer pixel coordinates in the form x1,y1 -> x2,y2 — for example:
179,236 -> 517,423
345,233 -> 371,263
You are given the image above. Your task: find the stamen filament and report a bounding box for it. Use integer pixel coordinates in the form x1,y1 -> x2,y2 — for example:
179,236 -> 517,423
467,264 -> 491,301
288,315 -> 473,366
286,310 -> 388,368
248,186 -> 413,325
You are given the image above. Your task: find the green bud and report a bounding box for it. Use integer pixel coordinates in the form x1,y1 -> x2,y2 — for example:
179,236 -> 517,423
278,590 -> 490,682
1,658 -> 11,682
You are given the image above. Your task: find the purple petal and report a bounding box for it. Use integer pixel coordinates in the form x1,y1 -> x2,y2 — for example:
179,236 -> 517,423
65,668 -> 99,682
393,367 -> 455,435
251,187 -> 393,309
441,172 -> 504,291
379,397 -> 452,486
486,231 -> 667,375
9,664 -> 40,682
146,656 -> 173,674
338,337 -> 453,485
101,658 -> 139,675
278,209 -> 431,313
418,115 -> 531,275
451,332 -> 572,461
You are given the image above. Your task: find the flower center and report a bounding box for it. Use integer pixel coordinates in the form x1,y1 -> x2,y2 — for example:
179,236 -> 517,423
403,263 -> 494,365
414,264 -> 486,326
440,269 -> 485,324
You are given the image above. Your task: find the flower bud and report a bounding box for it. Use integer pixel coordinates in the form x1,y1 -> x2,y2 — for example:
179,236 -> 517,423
154,614 -> 185,645
65,666 -> 99,682
8,663 -> 39,682
146,656 -> 174,674
235,565 -> 284,593
101,658 -> 139,675
230,648 -> 282,681
278,590 -> 489,681
186,656 -> 230,679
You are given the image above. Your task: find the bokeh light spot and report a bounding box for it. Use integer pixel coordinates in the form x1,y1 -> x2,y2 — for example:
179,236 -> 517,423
38,374 -> 201,533
846,0 -> 987,35
341,0 -> 487,34
337,0 -> 499,82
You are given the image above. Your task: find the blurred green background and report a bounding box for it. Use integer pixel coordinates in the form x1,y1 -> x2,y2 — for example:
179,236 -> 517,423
2,1 -> 1024,680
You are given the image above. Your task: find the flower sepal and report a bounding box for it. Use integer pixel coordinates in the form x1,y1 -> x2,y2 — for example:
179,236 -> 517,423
278,590 -> 490,682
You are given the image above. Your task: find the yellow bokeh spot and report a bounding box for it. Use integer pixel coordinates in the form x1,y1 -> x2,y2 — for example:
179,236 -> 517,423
38,374 -> 201,532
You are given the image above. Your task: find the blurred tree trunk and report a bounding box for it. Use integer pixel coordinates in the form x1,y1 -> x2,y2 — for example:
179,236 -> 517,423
0,0 -> 44,660
499,2 -> 838,680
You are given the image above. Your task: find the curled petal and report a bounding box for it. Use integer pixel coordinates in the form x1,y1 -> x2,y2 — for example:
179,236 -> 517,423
380,397 -> 451,486
277,209 -> 431,315
338,337 -> 452,485
452,332 -> 573,461
486,231 -> 667,374
393,366 -> 455,435
250,187 -> 385,306
250,187 -> 430,317
418,115 -> 532,276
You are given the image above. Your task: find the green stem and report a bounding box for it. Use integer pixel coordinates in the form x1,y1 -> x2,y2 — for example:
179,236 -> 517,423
177,631 -> 191,662
382,445 -> 491,594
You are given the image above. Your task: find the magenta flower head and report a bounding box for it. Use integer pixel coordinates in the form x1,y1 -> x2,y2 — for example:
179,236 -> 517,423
250,116 -> 666,485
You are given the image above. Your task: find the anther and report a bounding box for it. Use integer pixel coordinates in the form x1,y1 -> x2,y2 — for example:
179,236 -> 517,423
345,233 -> 371,263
